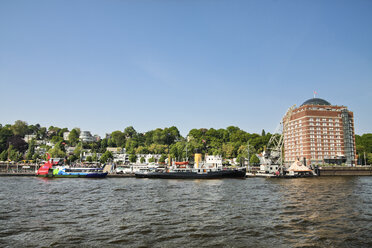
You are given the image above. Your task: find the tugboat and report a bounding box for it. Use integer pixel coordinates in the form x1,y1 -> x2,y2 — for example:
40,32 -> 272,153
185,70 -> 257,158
36,154 -> 107,178
135,153 -> 246,179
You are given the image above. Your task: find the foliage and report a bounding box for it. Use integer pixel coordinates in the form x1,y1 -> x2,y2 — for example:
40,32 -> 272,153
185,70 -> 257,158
11,120 -> 28,136
68,128 -> 80,146
0,150 -> 8,161
92,152 -> 98,162
100,150 -> 113,163
111,131 -> 126,147
86,156 -> 93,162
25,139 -> 36,160
159,154 -> 167,163
148,156 -> 155,163
47,141 -> 66,158
7,145 -> 23,161
51,135 -> 63,144
129,154 -> 137,163
7,135 -> 28,153
250,154 -> 260,165
140,157 -> 145,163
67,154 -> 78,163
355,134 -> 372,164
0,126 -> 13,152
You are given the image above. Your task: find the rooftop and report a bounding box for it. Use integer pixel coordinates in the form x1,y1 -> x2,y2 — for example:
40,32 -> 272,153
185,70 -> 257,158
300,98 -> 331,106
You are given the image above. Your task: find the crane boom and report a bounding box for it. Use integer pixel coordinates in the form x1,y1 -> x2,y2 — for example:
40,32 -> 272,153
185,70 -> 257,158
260,105 -> 296,166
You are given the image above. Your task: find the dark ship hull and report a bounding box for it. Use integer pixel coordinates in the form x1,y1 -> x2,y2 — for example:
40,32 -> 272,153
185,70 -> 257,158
135,168 -> 246,179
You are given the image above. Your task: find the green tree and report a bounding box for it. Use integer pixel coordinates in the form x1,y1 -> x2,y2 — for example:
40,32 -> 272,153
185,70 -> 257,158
100,150 -> 113,163
68,154 -> 79,163
222,143 -> 235,158
92,152 -> 98,162
25,139 -> 36,160
68,128 -> 80,145
124,126 -> 137,139
86,156 -> 93,162
8,145 -> 22,161
159,154 -> 167,163
140,157 -> 145,163
51,135 -> 63,144
7,135 -> 28,153
129,154 -> 137,163
135,146 -> 149,155
250,154 -> 260,165
367,153 -> 372,165
47,142 -> 66,158
148,156 -> 155,163
32,153 -> 40,161
111,131 -> 126,147
148,144 -> 167,154
37,127 -> 47,140
0,150 -> 7,161
0,126 -> 13,152
11,120 -> 28,136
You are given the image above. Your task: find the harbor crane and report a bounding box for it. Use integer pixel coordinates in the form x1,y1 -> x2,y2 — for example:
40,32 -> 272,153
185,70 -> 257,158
258,105 -> 296,172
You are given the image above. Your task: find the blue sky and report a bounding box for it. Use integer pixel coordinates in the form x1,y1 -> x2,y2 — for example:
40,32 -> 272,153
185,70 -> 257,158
1,0 -> 371,136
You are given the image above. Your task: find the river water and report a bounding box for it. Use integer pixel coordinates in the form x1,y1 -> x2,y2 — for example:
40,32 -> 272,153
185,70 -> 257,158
0,176 -> 371,247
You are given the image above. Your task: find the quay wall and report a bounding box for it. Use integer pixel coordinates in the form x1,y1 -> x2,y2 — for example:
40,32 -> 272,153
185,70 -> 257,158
318,166 -> 372,176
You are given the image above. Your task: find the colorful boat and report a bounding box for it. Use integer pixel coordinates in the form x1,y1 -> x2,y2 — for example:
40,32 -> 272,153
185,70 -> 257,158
36,154 -> 107,178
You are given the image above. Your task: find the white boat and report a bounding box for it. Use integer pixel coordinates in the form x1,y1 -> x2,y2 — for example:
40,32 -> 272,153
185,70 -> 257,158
115,164 -> 158,174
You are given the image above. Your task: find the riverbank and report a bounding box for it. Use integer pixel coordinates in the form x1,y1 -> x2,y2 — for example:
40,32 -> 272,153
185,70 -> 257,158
2,167 -> 372,177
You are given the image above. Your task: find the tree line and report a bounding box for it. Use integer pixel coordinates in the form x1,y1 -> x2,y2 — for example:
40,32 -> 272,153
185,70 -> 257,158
0,120 -> 371,164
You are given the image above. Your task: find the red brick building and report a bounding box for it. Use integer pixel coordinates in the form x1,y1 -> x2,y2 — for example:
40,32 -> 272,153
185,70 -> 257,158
284,98 -> 356,166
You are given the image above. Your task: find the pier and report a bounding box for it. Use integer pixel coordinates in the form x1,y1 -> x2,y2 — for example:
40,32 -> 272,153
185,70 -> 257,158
318,166 -> 372,176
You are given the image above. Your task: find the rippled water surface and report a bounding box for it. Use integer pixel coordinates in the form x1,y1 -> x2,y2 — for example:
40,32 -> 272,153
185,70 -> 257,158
1,176 -> 372,247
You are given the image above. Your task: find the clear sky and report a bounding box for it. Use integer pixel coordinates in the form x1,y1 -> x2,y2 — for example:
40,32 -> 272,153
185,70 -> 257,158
1,0 -> 371,136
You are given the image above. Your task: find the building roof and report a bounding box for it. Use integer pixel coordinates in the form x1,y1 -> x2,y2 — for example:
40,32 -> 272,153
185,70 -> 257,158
300,98 -> 331,106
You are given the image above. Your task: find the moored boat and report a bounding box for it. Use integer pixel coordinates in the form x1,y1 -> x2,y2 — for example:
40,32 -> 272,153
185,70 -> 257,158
36,154 -> 107,178
135,153 -> 246,179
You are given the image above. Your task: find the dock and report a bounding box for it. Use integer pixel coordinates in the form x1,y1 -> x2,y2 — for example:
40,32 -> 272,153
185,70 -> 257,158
318,166 -> 372,176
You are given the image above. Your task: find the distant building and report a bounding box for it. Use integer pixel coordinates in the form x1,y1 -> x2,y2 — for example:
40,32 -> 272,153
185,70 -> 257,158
79,131 -> 94,142
66,147 -> 76,155
35,147 -> 47,155
136,154 -> 162,164
114,153 -> 129,163
284,98 -> 356,166
106,147 -> 125,154
24,134 -> 37,143
63,132 -> 70,141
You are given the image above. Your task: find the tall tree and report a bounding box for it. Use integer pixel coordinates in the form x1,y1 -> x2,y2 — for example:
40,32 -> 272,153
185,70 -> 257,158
11,120 -> 28,137
123,126 -> 137,139
68,128 -> 80,145
111,131 -> 126,147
